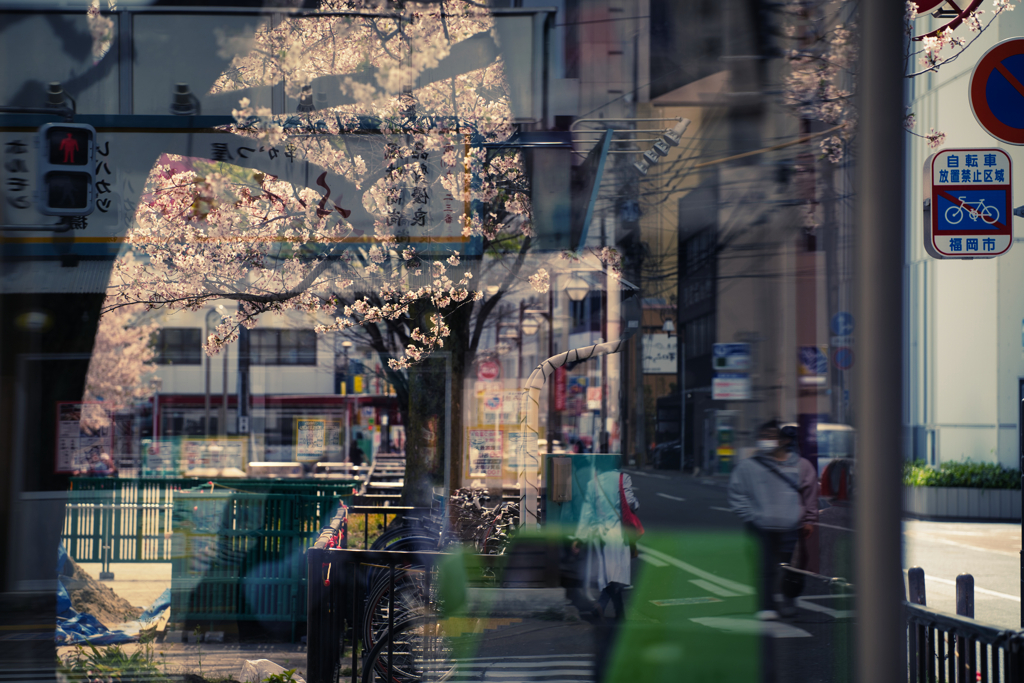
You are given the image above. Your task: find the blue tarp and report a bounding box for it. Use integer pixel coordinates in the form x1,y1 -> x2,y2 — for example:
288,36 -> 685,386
56,545 -> 171,645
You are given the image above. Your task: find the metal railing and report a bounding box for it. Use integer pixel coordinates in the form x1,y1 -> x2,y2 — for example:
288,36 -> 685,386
347,506 -> 421,550
906,567 -> 1024,682
306,546 -> 460,683
906,603 -> 1024,682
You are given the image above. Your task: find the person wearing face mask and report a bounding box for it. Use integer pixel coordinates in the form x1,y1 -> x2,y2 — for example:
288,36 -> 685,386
728,420 -> 818,620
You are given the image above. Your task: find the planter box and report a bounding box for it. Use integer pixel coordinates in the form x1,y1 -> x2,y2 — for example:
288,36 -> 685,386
903,486 -> 1021,520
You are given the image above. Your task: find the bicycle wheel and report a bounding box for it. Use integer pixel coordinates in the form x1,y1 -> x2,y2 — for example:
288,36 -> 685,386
362,616 -> 454,683
362,568 -> 431,654
364,535 -> 437,593
369,515 -> 434,551
981,204 -> 999,224
944,204 -> 963,224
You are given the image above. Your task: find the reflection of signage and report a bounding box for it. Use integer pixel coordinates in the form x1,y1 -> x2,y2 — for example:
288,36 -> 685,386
482,391 -> 522,425
712,375 -> 751,401
467,429 -> 502,476
798,345 -> 829,386
295,418 -> 327,462
642,334 -> 677,374
55,402 -> 112,474
712,343 -> 751,371
832,347 -> 854,371
477,360 -> 501,382
142,436 -> 247,476
2,129 -> 470,260
712,343 -> 750,400
830,312 -> 855,336
554,367 -> 567,411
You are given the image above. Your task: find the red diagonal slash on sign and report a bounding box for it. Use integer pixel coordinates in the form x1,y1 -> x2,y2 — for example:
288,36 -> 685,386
937,189 -> 1008,231
996,62 -> 1024,98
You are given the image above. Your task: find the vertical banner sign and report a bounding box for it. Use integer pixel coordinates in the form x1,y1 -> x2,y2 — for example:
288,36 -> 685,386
928,149 -> 1012,258
554,367 -> 567,411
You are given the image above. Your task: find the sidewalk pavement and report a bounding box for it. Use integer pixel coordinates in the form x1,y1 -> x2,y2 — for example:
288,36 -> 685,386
903,518 -> 1021,555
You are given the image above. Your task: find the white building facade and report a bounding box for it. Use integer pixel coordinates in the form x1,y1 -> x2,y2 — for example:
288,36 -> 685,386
905,8 -> 1024,468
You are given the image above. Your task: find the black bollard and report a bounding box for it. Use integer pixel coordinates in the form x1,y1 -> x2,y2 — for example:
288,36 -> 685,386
956,574 -> 974,619
908,566 -> 926,606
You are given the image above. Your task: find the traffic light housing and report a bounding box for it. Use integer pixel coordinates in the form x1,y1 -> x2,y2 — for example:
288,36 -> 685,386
36,123 -> 96,216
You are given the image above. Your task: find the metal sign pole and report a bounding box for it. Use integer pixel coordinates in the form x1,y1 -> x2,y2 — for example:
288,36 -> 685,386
856,0 -> 906,678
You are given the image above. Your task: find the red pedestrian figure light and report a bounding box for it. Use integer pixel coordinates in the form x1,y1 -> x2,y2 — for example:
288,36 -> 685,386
59,132 -> 79,163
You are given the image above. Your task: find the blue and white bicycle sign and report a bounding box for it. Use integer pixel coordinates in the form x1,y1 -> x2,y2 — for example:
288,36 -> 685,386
944,196 -> 1000,225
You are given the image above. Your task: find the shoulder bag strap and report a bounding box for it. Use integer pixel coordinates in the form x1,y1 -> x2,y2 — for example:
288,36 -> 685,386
755,456 -> 801,495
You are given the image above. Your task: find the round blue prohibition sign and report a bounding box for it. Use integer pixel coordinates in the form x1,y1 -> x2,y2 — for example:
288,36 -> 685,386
832,347 -> 854,371
971,39 -> 1024,144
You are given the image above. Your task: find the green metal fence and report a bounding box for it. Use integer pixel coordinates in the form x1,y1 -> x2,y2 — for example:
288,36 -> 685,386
170,490 -> 347,640
62,478 -> 357,572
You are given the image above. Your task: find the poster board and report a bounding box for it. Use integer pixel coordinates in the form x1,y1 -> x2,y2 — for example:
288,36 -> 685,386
295,417 -> 327,462
55,402 -> 112,474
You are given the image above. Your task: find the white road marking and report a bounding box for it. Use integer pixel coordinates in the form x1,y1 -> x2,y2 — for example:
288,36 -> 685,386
710,506 -> 733,513
690,617 -> 812,638
637,553 -> 669,567
656,492 -> 685,502
816,522 -> 855,532
650,596 -> 722,607
901,569 -> 1020,602
637,544 -> 755,595
690,579 -> 742,597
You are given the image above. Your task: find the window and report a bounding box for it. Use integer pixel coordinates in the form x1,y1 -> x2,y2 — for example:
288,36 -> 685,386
250,329 -> 317,365
153,328 -> 202,365
685,313 -> 715,359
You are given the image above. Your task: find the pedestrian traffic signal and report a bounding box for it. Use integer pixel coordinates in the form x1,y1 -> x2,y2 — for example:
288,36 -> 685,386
37,123 -> 96,216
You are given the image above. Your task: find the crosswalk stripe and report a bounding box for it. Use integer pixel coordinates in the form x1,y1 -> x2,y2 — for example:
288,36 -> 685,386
638,552 -> 669,567
690,578 -> 742,597
637,544 -> 755,595
690,616 -> 813,638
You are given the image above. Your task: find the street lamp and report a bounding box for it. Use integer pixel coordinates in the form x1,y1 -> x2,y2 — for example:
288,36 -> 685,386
524,308 -> 556,454
521,314 -> 541,336
338,340 -> 353,394
564,273 -> 590,302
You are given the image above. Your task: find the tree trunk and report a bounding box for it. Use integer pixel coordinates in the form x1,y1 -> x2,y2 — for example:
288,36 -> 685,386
400,303 -> 471,506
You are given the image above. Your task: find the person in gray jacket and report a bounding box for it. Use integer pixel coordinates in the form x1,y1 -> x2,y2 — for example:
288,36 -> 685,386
728,420 -> 818,620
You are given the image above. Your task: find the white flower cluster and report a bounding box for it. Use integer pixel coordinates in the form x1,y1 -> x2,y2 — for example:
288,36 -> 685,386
110,2 -> 534,370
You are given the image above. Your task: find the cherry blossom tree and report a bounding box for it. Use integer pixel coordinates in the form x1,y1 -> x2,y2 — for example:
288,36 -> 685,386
104,1 -> 547,501
83,296 -> 158,429
778,0 -> 1018,163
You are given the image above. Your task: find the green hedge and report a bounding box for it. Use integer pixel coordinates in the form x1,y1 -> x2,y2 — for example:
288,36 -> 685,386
903,461 -> 1021,490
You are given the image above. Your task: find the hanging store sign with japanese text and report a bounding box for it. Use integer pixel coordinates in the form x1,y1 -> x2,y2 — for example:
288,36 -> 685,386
927,148 -> 1012,259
